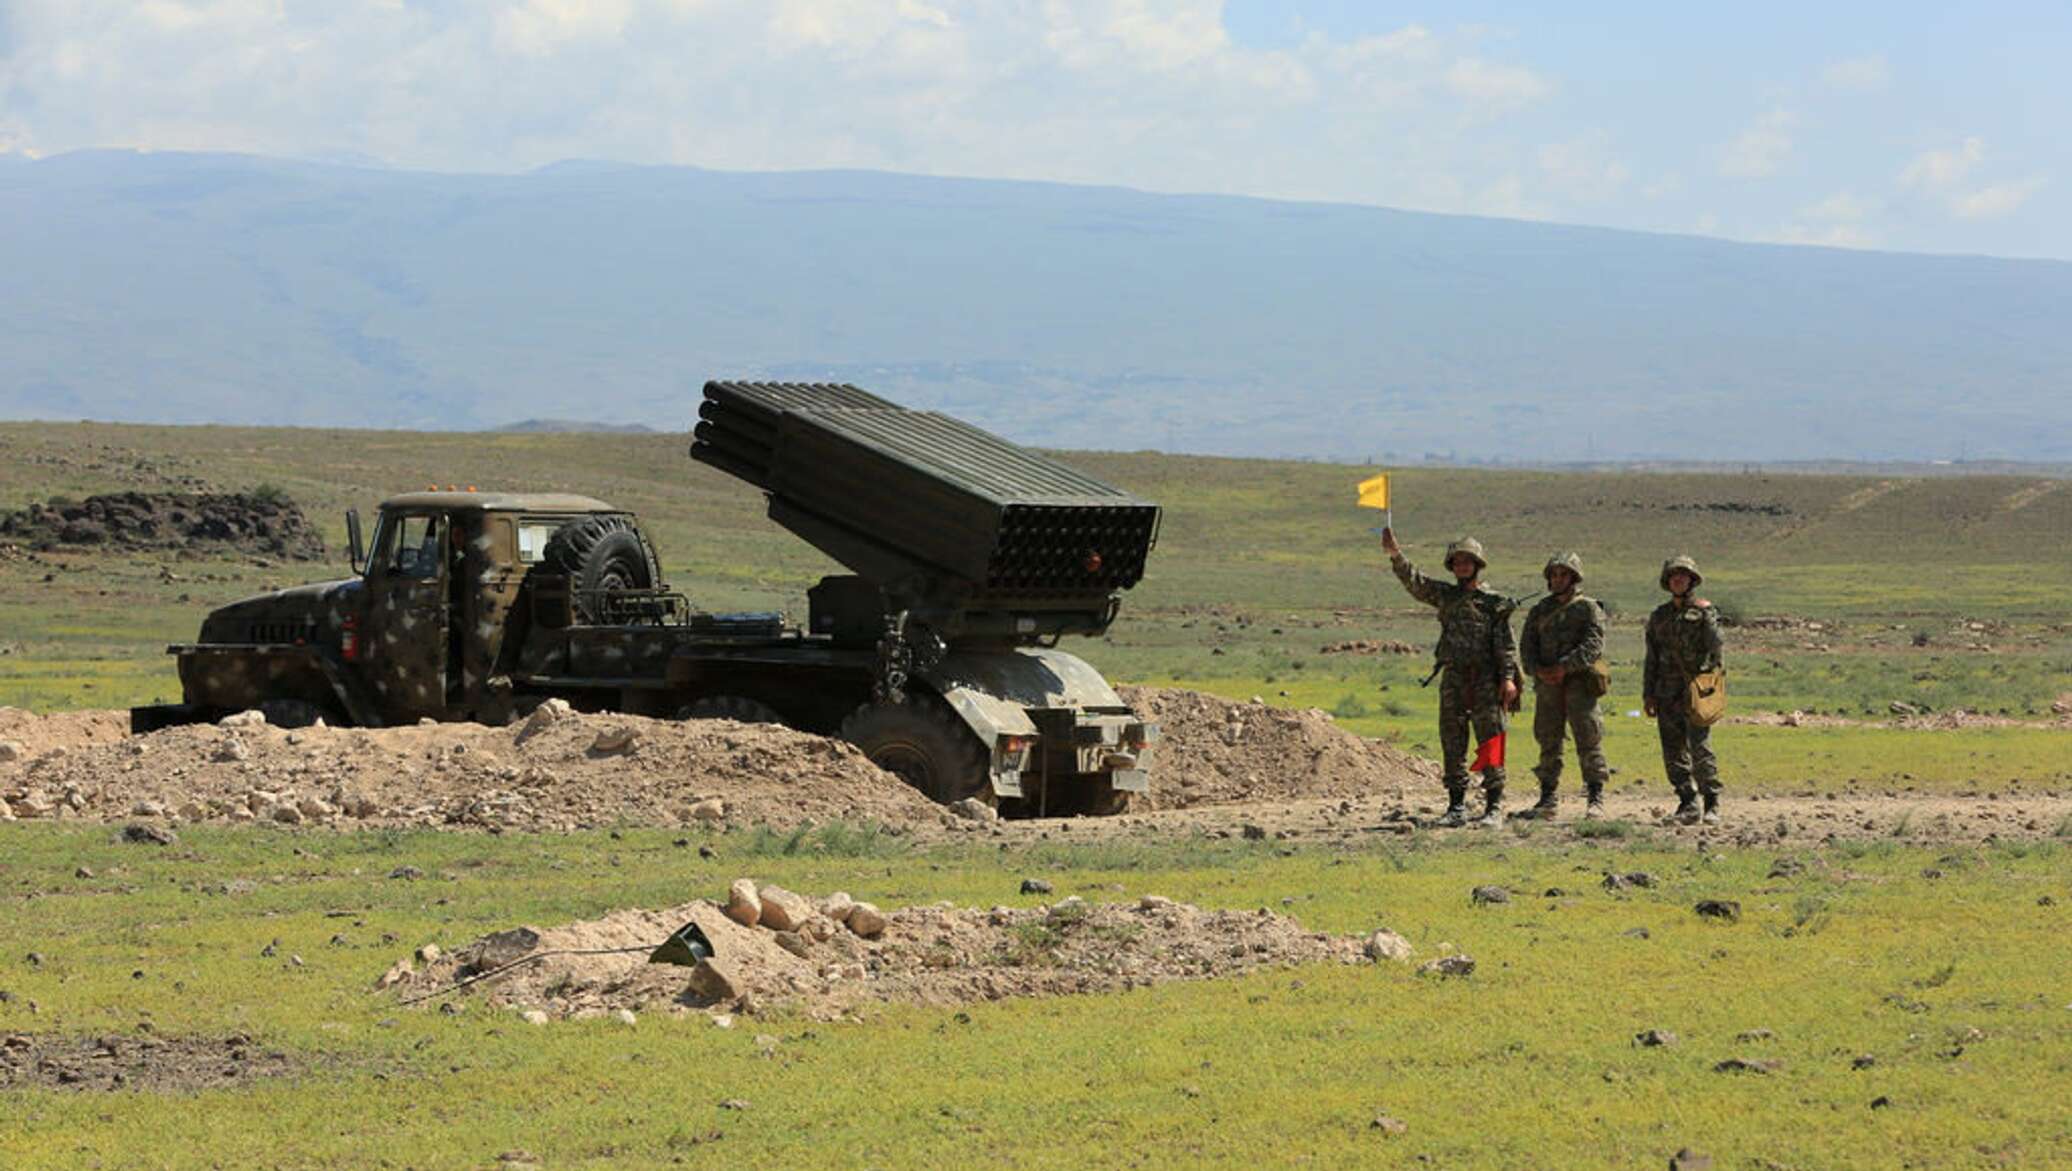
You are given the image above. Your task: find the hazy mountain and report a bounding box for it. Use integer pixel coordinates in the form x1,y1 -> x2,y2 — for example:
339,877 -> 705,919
3,149 -> 2067,461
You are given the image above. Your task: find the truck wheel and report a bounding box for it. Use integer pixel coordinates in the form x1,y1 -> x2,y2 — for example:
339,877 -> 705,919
543,517 -> 659,621
260,698 -> 328,729
840,698 -> 992,806
682,696 -> 783,724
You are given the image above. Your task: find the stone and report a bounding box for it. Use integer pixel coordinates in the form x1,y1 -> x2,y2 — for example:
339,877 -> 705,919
1369,1115 -> 1408,1135
473,927 -> 543,968
799,916 -> 834,944
947,797 -> 998,822
820,891 -> 856,924
687,957 -> 743,1002
520,1010 -> 552,1026
1019,878 -> 1054,895
130,800 -> 166,818
1635,1029 -> 1678,1047
1851,1053 -> 1876,1069
612,1009 -> 638,1027
272,803 -> 305,826
1241,823 -> 1267,841
847,902 -> 888,939
590,727 -> 639,755
1362,930 -> 1415,963
1669,1150 -> 1714,1171
1470,885 -> 1510,906
688,798 -> 727,822
757,885 -> 813,932
121,823 -> 178,846
219,710 -> 268,729
718,1099 -> 751,1111
1694,899 -> 1742,922
296,796 -> 335,820
374,959 -> 413,990
414,944 -> 443,964
0,739 -> 26,763
1713,1057 -> 1782,1074
215,737 -> 252,763
1735,1028 -> 1774,1042
388,865 -> 424,881
519,699 -> 571,737
1418,955 -> 1475,978
1138,895 -> 1175,912
724,879 -> 762,928
772,931 -> 810,958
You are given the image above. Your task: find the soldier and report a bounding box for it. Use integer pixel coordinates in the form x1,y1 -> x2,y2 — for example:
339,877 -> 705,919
1643,554 -> 1725,825
1380,527 -> 1522,827
1517,551 -> 1609,820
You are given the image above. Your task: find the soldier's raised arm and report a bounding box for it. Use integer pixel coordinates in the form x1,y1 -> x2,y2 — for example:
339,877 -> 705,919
1380,527 -> 1446,608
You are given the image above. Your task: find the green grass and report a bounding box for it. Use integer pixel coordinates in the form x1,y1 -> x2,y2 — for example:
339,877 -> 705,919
2,826 -> 2069,1168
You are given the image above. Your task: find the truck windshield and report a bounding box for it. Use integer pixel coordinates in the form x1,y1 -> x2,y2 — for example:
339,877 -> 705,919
384,514 -> 443,579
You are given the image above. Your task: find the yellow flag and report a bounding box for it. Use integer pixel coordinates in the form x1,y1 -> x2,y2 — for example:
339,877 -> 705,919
1356,473 -> 1391,510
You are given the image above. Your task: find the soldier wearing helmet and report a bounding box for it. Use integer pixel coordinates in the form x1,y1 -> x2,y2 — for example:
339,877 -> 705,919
1517,551 -> 1610,820
1644,554 -> 1725,824
1381,526 -> 1523,827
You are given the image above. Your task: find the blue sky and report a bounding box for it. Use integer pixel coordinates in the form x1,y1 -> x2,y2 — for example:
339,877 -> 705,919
1,1 -> 2062,258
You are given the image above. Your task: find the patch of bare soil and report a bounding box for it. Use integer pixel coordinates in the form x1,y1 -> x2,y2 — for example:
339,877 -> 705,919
2,702 -> 943,833
389,886 -> 1366,1022
0,706 -> 131,758
0,491 -> 324,560
1732,708 -> 2072,730
0,1031 -> 300,1092
1121,686 -> 1436,809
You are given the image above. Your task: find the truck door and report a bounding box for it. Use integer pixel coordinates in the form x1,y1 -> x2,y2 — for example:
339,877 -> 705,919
365,511 -> 450,721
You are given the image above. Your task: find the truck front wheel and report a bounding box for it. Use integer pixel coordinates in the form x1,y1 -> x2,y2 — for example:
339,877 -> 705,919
840,698 -> 992,806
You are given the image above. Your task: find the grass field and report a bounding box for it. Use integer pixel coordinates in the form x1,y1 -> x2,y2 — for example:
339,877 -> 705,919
3,825 -> 2069,1169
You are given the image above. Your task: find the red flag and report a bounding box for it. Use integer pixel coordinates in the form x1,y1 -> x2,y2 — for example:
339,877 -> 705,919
1470,733 -> 1506,771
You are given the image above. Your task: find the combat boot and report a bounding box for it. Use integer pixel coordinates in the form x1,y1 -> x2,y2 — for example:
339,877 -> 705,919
1701,792 -> 1722,826
1471,789 -> 1505,829
1515,783 -> 1559,822
1434,791 -> 1470,828
1582,784 -> 1606,820
1670,791 -> 1701,825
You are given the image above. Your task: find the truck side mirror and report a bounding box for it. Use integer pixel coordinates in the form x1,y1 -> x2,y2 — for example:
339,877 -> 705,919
347,509 -> 365,574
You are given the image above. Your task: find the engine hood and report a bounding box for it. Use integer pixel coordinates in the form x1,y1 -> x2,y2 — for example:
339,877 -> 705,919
198,578 -> 364,645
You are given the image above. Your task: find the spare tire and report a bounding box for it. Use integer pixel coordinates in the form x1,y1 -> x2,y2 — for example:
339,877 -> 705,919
542,516 -> 659,622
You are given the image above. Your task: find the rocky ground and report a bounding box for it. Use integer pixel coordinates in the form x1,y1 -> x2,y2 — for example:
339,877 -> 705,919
385,881 -> 1387,1023
0,1032 -> 303,1093
0,491 -> 324,560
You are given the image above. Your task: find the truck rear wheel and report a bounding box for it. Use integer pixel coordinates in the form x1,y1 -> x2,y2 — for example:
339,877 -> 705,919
840,697 -> 992,806
543,517 -> 659,622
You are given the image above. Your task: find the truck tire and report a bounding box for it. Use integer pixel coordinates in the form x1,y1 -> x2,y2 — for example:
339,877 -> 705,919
682,696 -> 783,725
543,517 -> 659,622
840,697 -> 992,806
260,698 -> 329,729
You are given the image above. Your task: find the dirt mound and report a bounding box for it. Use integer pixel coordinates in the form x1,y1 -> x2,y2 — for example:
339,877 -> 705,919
1,704 -> 944,832
0,491 -> 324,560
0,707 -> 130,760
1319,639 -> 1418,656
1121,687 -> 1435,808
389,886 -> 1367,1021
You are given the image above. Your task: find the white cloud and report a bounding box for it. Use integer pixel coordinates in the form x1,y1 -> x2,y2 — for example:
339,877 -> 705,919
1800,191 -> 1870,223
1717,108 -> 1796,179
1900,137 -> 1985,189
1951,178 -> 2045,220
1780,223 -> 1876,249
1820,54 -> 1890,93
1443,57 -> 1552,107
1781,191 -> 1877,248
1536,132 -> 1629,203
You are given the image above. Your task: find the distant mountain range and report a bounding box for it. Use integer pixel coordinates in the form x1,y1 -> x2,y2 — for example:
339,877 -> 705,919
2,150 -> 2067,461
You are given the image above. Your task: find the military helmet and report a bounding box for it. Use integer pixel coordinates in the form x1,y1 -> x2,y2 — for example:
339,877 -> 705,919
1659,554 -> 1703,591
1443,537 -> 1488,573
1543,551 -> 1584,583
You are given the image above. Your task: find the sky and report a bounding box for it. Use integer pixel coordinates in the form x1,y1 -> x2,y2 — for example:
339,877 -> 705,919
1,1 -> 2064,259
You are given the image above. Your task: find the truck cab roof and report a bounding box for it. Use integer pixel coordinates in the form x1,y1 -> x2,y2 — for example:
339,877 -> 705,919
378,491 -> 620,514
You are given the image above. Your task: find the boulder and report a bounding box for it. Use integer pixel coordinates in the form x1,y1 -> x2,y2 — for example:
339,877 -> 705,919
847,902 -> 888,939
374,959 -> 413,989
1363,930 -> 1415,963
219,710 -> 268,730
687,957 -> 744,1002
590,727 -> 639,755
947,797 -> 998,823
820,891 -> 857,924
724,879 -> 762,928
688,798 -> 727,822
0,739 -> 27,763
1417,955 -> 1475,978
757,885 -> 813,932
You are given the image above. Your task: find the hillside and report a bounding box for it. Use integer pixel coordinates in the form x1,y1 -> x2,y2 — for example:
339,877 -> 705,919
3,151 -> 2069,461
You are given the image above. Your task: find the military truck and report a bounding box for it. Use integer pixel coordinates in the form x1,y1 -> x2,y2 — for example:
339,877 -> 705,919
132,382 -> 1162,814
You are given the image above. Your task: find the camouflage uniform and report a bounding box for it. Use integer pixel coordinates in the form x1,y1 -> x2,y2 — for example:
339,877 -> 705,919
1518,552 -> 1609,815
1643,554 -> 1724,820
1390,538 -> 1522,822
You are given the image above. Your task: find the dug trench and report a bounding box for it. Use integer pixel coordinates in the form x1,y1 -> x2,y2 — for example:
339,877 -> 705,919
2,689 -> 2068,848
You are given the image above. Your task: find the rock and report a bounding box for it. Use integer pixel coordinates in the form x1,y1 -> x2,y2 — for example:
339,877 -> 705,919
1669,1150 -> 1714,1171
219,710 -> 268,729
272,804 -> 305,826
1369,1115 -> 1408,1135
687,957 -> 743,1002
1418,955 -> 1475,979
688,798 -> 727,822
612,1009 -> 638,1027
414,944 -> 443,964
718,1098 -> 751,1111
1138,895 -> 1175,912
473,927 -> 543,968
1623,871 -> 1657,888
1470,885 -> 1510,906
130,800 -> 165,818
296,796 -> 335,820
374,959 -> 413,989
121,823 -> 178,846
74,866 -> 94,879
1362,930 -> 1415,963
847,902 -> 888,939
1852,1053 -> 1876,1069
772,931 -> 809,958
947,797 -> 998,822
799,916 -> 834,944
1870,1095 -> 1891,1109
388,865 -> 424,881
757,885 -> 813,932
590,727 -> 639,755
1694,899 -> 1742,922
724,879 -> 762,928
520,1010 -> 550,1025
1019,878 -> 1054,895
176,801 -> 206,821
1735,1028 -> 1774,1042
214,737 -> 252,763
1241,823 -> 1267,841
519,698 -> 571,736
1634,1029 -> 1678,1047
820,891 -> 856,924
1713,1057 -> 1782,1074
0,739 -> 26,763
